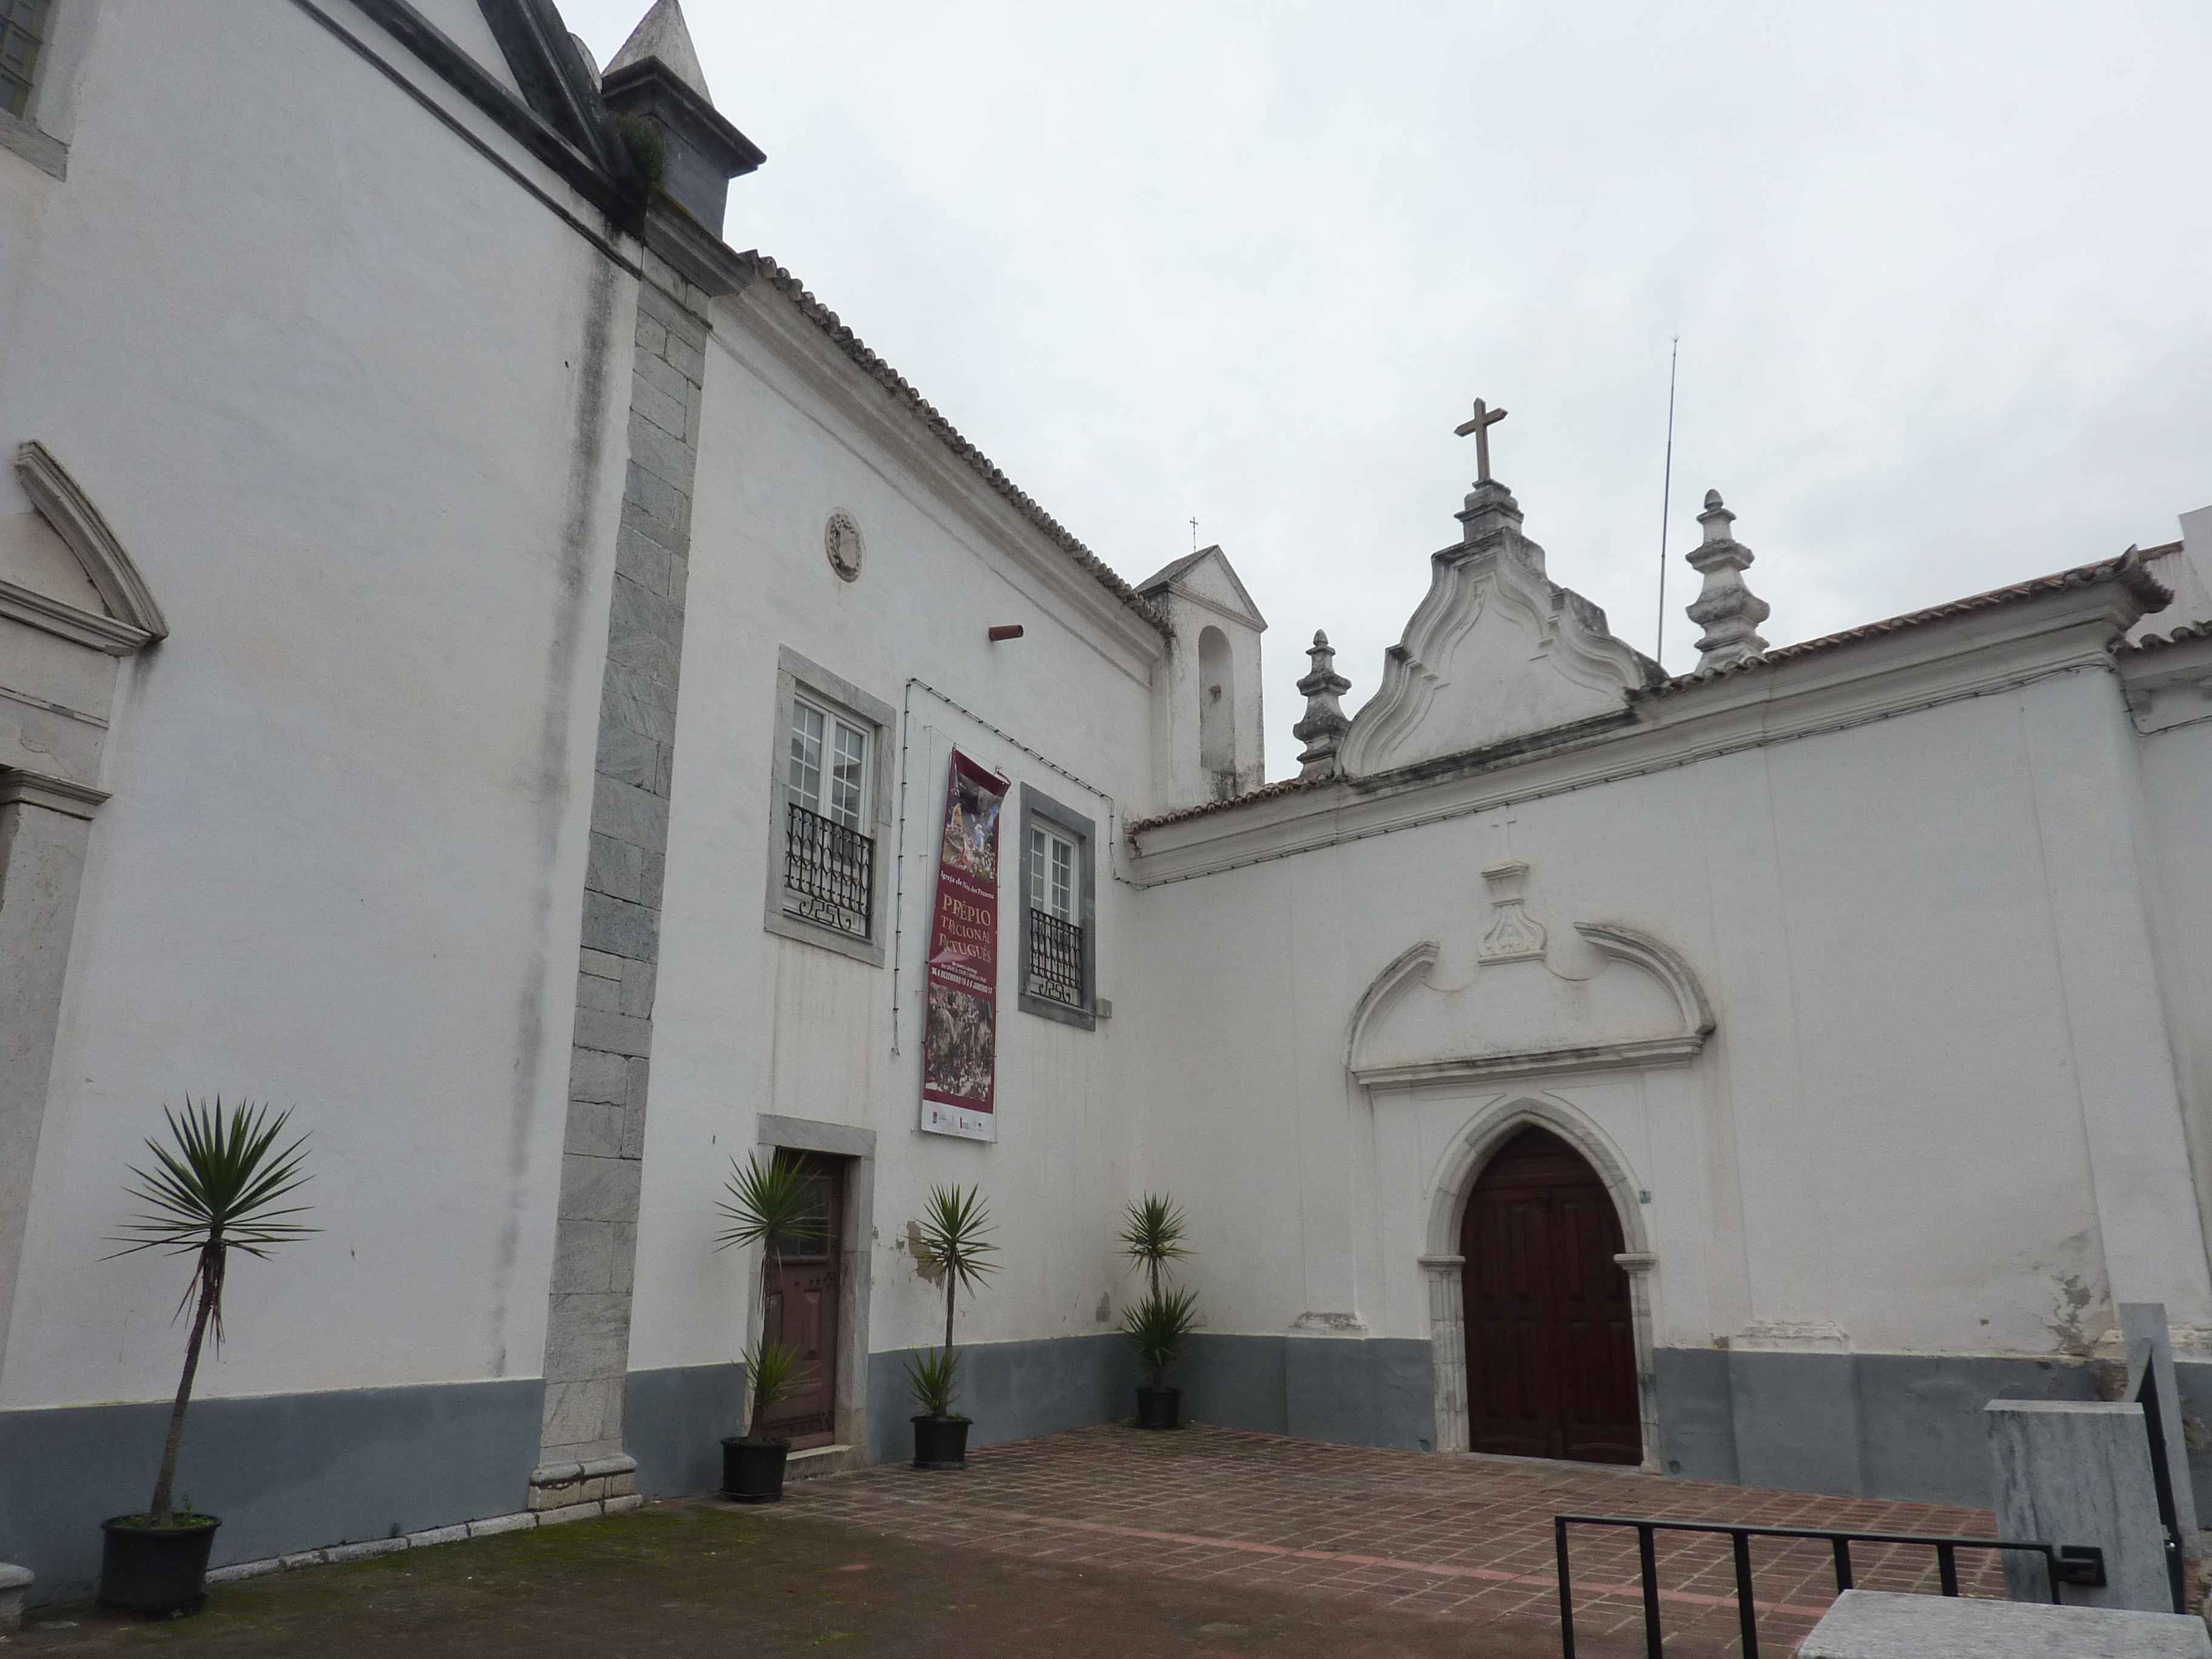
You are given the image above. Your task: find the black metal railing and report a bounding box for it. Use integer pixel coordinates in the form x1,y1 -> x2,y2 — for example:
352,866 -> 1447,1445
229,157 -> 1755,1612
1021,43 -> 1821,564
783,801 -> 873,939
1553,1513 -> 2105,1659
1027,910 -> 1085,1007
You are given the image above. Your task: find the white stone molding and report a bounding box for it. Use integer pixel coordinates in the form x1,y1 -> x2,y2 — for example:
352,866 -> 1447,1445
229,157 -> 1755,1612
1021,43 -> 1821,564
1418,1094 -> 1657,1465
11,443 -> 169,651
1338,481 -> 1656,779
1418,1255 -> 1469,1453
1347,910 -> 1714,1092
0,768 -> 110,820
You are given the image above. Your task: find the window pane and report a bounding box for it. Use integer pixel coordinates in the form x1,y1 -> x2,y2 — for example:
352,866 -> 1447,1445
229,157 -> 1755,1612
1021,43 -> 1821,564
1052,839 -> 1074,919
0,0 -> 47,118
1027,828 -> 1047,910
787,702 -> 824,814
830,719 -> 866,830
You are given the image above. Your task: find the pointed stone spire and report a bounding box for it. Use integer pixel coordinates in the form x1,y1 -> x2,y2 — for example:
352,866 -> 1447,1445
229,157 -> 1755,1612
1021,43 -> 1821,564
1292,631 -> 1353,781
1685,489 -> 1771,671
608,0 -> 712,102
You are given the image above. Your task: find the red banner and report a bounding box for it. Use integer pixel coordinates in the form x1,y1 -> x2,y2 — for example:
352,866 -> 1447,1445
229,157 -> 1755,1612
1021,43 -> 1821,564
920,749 -> 1008,1141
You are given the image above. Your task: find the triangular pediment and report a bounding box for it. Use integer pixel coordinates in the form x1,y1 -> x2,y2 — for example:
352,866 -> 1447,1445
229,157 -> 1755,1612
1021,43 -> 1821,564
1,443 -> 167,654
1339,483 -> 1658,777
1137,545 -> 1266,630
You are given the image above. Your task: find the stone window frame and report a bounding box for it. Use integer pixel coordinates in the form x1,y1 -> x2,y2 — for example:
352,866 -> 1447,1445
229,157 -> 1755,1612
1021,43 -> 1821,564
1,0 -> 97,181
1016,785 -> 1097,1031
762,646 -> 895,968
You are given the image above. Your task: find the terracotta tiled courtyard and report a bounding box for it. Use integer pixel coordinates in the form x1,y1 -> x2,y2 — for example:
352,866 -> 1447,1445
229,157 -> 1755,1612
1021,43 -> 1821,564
779,1424 -> 2009,1655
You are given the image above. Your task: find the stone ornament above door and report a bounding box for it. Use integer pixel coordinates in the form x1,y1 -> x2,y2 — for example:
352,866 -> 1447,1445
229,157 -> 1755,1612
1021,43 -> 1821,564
1345,862 -> 1713,1091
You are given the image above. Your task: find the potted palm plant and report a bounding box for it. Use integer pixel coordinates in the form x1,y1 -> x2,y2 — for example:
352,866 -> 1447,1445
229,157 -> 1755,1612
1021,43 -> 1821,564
1119,1193 -> 1199,1429
101,1099 -> 313,1615
905,1185 -> 997,1470
713,1151 -> 825,1502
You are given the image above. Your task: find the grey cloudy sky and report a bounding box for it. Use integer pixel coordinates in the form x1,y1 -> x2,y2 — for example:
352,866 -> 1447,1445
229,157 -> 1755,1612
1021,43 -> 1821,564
575,1 -> 2210,780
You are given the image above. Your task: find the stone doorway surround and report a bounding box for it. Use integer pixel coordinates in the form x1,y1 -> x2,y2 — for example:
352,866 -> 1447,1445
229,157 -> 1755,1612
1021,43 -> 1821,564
1418,1096 -> 1659,1469
756,1113 -> 875,1456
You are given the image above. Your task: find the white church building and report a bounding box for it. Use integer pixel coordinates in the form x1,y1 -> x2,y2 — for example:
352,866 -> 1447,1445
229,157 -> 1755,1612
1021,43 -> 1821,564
4,0 -> 2211,1601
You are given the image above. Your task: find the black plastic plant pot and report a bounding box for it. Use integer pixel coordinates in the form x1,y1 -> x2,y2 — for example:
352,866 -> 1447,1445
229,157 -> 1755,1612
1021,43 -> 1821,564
98,1514 -> 221,1616
721,1436 -> 790,1503
1136,1385 -> 1182,1431
911,1413 -> 970,1470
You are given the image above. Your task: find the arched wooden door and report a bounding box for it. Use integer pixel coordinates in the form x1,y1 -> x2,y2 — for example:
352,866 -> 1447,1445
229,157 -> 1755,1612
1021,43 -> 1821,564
1460,1125 -> 1640,1464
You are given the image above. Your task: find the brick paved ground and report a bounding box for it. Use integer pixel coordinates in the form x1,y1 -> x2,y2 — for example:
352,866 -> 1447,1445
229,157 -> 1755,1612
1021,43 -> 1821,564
778,1424 -> 2011,1655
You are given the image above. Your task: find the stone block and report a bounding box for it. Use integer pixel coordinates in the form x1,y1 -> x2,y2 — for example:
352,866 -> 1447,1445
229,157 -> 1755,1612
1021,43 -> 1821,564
685,377 -> 703,443
580,947 -> 625,980
585,825 -> 648,901
537,1501 -> 605,1528
619,960 -> 657,1018
590,772 -> 671,846
620,498 -> 684,557
1988,1399 -> 2172,1610
610,569 -> 685,649
580,891 -> 658,962
576,970 -> 621,1014
1797,1588 -> 2211,1658
1,1561 -> 32,1632
630,369 -> 689,442
594,725 -> 660,798
205,1557 -> 282,1584
625,461 -> 685,536
408,1524 -> 470,1550
543,1289 -> 633,1384
549,1217 -> 614,1290
634,315 -> 668,358
467,1513 -> 537,1540
660,327 -> 706,387
541,1376 -> 620,1447
557,1155 -> 643,1225
569,1045 -> 629,1105
606,626 -> 683,691
610,1222 -> 637,1296
278,1549 -> 330,1571
634,349 -> 695,407
606,1493 -> 645,1516
635,276 -> 708,347
574,1008 -> 652,1057
666,551 -> 689,610
615,523 -> 672,597
326,1537 -> 409,1564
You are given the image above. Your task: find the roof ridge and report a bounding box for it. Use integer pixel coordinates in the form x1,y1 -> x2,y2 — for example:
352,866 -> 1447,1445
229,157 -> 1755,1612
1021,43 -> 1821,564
740,254 -> 1171,637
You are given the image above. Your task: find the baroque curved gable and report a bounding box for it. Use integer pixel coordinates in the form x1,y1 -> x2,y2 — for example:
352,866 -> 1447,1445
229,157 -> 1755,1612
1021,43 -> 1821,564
1347,882 -> 1714,1091
1339,481 -> 1660,777
4,441 -> 167,654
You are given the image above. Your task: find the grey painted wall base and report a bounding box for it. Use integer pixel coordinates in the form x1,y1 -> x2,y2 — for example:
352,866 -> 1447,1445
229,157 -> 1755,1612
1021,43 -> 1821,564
0,1377 -> 540,1607
624,1362 -> 748,1498
866,1335 -> 1131,1466
1179,1334 -> 1436,1452
1654,1347 -> 2212,1515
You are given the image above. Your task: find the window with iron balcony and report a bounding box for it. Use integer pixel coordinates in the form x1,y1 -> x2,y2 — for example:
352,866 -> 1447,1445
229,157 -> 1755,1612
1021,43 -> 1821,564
764,650 -> 894,968
1017,786 -> 1097,1030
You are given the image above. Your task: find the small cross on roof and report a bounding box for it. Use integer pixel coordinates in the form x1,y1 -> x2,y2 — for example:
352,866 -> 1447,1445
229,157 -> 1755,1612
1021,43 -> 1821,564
1454,398 -> 1508,483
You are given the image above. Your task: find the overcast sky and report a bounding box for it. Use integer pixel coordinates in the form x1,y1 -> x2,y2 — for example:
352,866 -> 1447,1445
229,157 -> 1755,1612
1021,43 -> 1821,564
574,1 -> 2210,779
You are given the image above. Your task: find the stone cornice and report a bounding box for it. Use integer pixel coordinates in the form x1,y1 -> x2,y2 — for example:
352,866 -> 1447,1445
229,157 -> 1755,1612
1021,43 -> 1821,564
722,281 -> 1168,680
0,768 -> 110,819
1128,575 -> 2144,883
16,442 -> 167,644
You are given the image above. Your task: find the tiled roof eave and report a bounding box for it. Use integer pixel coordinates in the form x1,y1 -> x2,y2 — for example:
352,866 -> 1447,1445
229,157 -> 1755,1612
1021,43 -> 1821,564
737,255 -> 1172,638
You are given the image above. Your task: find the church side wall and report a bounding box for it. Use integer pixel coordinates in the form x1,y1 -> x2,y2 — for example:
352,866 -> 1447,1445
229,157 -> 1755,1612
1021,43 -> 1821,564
0,5 -> 635,1594
626,300 -> 1159,1490
1127,664 -> 2212,1506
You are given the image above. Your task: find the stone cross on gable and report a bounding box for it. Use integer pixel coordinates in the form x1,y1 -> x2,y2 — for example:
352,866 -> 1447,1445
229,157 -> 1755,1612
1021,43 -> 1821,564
1454,398 -> 1508,483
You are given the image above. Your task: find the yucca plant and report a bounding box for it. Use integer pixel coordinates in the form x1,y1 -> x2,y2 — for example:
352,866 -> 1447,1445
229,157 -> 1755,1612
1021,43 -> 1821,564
1122,1284 -> 1201,1392
904,1185 -> 997,1416
107,1099 -> 314,1528
1119,1193 -> 1190,1302
714,1151 -> 825,1439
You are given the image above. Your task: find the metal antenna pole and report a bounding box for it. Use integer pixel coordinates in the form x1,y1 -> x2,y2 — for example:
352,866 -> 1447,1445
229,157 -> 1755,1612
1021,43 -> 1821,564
1655,337 -> 1679,663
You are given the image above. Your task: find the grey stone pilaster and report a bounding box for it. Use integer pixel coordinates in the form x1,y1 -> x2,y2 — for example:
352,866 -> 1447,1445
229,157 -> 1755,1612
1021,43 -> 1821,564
531,248 -> 713,1498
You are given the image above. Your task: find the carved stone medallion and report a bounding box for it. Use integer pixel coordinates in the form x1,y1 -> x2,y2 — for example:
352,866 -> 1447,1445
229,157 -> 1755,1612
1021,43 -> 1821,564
825,512 -> 863,582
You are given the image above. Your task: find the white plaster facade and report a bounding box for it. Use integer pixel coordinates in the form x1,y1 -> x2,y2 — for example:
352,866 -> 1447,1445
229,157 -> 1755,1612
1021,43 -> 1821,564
3,0 -> 2212,1599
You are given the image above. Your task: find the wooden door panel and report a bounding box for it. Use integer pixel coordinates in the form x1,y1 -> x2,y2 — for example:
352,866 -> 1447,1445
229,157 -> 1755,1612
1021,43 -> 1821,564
1463,1127 -> 1640,1466
759,1152 -> 843,1447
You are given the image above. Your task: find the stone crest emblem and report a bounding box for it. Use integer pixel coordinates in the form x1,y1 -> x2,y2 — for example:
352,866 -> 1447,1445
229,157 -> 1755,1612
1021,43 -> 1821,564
825,511 -> 863,581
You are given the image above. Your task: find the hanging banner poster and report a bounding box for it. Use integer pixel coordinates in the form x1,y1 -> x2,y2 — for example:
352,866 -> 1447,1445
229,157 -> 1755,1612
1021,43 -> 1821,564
920,749 -> 1008,1142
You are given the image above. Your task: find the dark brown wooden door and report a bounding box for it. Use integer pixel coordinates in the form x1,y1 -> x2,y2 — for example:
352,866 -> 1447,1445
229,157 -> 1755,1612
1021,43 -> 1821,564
1462,1127 -> 1640,1464
760,1152 -> 842,1449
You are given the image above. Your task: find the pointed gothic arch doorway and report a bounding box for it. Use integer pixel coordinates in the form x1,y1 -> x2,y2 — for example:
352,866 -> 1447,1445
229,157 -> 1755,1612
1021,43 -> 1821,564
1460,1125 -> 1641,1463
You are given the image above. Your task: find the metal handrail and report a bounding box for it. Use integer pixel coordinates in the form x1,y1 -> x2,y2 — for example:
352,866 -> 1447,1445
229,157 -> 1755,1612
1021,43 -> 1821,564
1553,1512 -> 2106,1659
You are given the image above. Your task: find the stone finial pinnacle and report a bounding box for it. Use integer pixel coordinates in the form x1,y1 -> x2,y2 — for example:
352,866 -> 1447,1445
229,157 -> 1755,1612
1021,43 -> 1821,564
1292,629 -> 1353,781
1684,488 -> 1771,671
609,0 -> 713,104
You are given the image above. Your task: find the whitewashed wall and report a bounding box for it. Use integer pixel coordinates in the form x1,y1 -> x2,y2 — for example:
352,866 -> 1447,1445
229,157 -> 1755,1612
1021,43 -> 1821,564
0,2 -> 634,1409
629,282 -> 1168,1376
1127,666 -> 2212,1362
